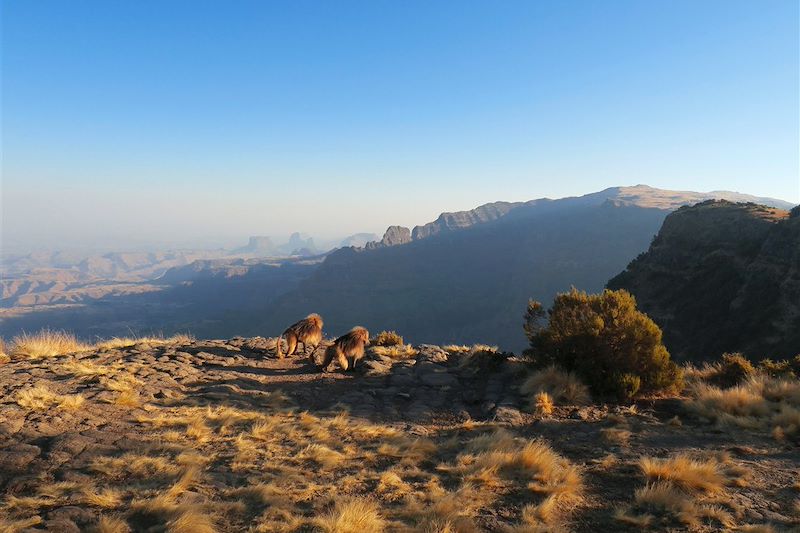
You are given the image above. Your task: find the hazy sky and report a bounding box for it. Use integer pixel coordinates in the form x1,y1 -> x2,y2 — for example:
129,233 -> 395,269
2,0 -> 798,252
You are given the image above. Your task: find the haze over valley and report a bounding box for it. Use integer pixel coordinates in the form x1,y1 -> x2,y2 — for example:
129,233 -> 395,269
2,185 -> 794,357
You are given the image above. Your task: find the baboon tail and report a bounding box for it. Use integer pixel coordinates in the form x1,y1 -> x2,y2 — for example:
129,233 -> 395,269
275,334 -> 283,359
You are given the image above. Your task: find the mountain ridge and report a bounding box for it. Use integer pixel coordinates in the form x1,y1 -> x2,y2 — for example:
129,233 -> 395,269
609,200 -> 799,360
364,184 -> 794,250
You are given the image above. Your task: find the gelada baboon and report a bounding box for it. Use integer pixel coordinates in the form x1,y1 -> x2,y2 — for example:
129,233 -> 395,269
319,326 -> 369,372
275,313 -> 323,359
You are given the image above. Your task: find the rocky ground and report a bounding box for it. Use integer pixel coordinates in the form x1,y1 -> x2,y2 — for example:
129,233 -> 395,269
0,337 -> 798,532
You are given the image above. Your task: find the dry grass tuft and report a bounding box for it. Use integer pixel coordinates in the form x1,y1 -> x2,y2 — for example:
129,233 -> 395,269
0,515 -> 44,531
617,450 -> 750,529
639,454 -> 725,493
11,329 -> 89,358
521,366 -> 590,407
0,337 -> 8,362
60,360 -> 114,378
687,376 -> 800,439
370,344 -> 419,359
95,334 -> 194,351
370,331 -> 404,347
315,497 -> 386,533
94,515 -> 131,533
458,344 -> 502,365
59,393 -> 86,410
534,392 -> 554,416
454,431 -> 583,506
630,482 -> 698,526
83,487 -> 124,508
129,496 -> 215,533
16,384 -> 85,411
114,389 -> 142,408
299,443 -> 346,469
91,453 -> 182,479
165,507 -> 216,533
376,471 -> 412,502
442,344 -> 470,354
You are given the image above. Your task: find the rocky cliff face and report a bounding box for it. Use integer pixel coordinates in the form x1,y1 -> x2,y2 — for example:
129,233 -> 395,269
609,200 -> 799,361
411,201 -> 523,240
365,185 -> 794,251
365,226 -> 413,249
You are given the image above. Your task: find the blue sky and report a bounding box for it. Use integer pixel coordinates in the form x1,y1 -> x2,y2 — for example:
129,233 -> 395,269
2,0 -> 798,250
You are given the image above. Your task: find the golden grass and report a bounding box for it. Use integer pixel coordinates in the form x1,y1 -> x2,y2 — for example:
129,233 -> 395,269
58,393 -> 86,410
0,515 -> 43,532
91,453 -> 182,479
10,329 -> 89,359
83,487 -> 124,508
534,392 -> 553,416
631,482 -> 698,526
520,366 -> 590,407
0,339 -> 612,533
370,344 -> 419,359
94,333 -> 194,351
687,377 -> 800,438
94,515 -> 131,533
101,373 -> 143,392
452,430 -> 583,505
115,389 -> 142,408
60,360 -> 114,378
617,450 -> 751,529
166,508 -> 216,533
16,384 -> 85,411
442,344 -> 470,354
458,344 -> 503,369
376,471 -> 412,502
639,454 -> 725,493
129,496 -> 215,533
370,331 -> 404,347
315,498 -> 386,533
298,443 -> 346,469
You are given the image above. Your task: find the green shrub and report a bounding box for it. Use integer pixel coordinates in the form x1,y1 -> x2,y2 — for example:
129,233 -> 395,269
709,353 -> 755,388
523,288 -> 682,400
613,373 -> 642,401
370,331 -> 404,347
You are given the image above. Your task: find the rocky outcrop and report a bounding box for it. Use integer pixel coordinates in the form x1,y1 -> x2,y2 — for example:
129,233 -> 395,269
232,236 -> 277,256
411,202 -> 523,240
609,200 -> 800,361
279,232 -> 317,256
365,226 -> 412,249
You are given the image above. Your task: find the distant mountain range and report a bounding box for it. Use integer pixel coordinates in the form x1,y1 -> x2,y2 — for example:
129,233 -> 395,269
258,186 -> 794,351
609,200 -> 799,361
0,185 -> 794,350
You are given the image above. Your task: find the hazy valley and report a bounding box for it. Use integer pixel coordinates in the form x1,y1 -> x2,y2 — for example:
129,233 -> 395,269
2,185 -> 794,360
